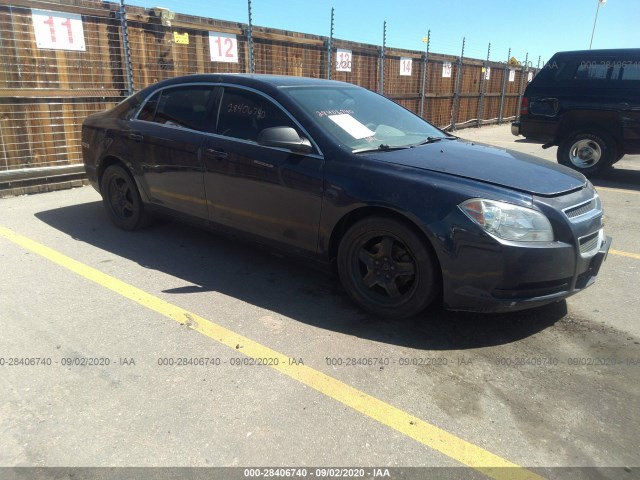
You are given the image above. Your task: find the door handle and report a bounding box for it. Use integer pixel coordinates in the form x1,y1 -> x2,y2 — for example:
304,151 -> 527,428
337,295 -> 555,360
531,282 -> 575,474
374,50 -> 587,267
619,102 -> 630,110
204,148 -> 228,159
128,133 -> 143,141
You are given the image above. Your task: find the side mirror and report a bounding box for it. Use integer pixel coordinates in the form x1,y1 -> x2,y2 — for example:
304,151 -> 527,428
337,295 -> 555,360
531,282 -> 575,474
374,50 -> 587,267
257,126 -> 313,154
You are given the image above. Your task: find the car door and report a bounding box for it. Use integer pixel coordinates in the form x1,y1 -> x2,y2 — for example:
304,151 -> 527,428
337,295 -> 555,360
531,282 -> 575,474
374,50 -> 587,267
203,86 -> 324,252
126,85 -> 216,220
611,56 -> 640,150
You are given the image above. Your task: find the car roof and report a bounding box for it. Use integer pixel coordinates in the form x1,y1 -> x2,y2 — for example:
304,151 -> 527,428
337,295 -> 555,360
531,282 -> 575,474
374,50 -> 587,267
147,74 -> 357,94
551,48 -> 640,58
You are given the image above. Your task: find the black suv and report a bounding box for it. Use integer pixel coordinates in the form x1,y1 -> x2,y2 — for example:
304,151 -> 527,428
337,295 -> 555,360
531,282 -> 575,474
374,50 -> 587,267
512,48 -> 640,175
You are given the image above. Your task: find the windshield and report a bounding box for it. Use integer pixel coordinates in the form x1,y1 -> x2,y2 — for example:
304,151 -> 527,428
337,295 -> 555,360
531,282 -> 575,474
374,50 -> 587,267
284,85 -> 448,152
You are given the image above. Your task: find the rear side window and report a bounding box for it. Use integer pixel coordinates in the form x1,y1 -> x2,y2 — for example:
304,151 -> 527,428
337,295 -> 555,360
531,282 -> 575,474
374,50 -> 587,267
137,86 -> 215,132
137,91 -> 160,121
612,61 -> 640,81
573,62 -> 609,80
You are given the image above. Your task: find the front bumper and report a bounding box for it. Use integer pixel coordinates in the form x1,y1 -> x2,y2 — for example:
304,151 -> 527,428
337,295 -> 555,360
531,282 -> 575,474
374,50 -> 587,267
511,121 -> 521,136
440,234 -> 611,313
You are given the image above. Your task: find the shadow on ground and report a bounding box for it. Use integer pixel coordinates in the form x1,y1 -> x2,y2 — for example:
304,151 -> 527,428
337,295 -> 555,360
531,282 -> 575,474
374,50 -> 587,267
591,166 -> 640,192
36,201 -> 568,351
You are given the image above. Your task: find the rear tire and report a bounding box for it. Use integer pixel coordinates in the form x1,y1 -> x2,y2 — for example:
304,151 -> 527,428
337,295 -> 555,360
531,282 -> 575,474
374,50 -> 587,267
100,164 -> 152,230
337,216 -> 439,319
557,131 -> 616,176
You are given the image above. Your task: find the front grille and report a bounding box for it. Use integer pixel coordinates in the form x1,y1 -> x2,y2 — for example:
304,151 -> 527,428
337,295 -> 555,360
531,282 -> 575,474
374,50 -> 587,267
565,199 -> 596,219
563,196 -> 600,222
579,229 -> 602,257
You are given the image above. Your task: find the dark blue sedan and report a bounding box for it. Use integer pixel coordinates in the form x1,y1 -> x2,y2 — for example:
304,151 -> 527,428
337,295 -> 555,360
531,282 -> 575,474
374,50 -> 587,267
82,74 -> 611,318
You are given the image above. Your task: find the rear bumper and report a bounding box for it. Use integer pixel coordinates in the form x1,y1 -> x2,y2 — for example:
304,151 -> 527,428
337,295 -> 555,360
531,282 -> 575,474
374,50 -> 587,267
511,121 -> 521,136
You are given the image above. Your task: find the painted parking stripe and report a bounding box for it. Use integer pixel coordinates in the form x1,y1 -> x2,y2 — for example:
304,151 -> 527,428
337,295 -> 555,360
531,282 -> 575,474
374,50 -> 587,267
0,225 -> 543,480
596,186 -> 640,196
610,249 -> 640,260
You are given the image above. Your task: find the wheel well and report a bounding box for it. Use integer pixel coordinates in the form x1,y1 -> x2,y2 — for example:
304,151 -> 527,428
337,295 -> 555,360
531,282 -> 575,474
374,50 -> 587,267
328,206 -> 442,276
556,112 -> 623,146
97,156 -> 127,192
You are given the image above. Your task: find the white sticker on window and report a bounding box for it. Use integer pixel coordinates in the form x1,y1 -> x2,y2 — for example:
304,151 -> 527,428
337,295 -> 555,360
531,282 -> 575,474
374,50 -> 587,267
328,114 -> 375,139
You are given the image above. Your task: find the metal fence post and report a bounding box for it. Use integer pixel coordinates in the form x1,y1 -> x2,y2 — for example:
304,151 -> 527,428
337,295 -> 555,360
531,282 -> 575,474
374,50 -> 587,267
419,30 -> 430,118
247,0 -> 255,73
119,0 -> 134,95
477,42 -> 490,128
450,37 -> 465,131
326,7 -> 334,79
378,21 -> 386,94
498,48 -> 510,125
516,52 -> 529,121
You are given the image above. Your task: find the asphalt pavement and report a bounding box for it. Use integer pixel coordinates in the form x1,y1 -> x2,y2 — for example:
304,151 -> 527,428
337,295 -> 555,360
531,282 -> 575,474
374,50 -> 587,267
1,125 -> 639,479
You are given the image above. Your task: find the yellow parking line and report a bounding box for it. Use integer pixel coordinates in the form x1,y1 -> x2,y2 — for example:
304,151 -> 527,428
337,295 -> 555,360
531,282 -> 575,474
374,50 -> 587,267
596,186 -> 640,196
610,249 -> 640,260
0,225 -> 543,480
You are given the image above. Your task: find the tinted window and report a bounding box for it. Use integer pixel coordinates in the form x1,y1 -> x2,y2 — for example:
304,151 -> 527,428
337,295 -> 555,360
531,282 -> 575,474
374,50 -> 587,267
573,62 -> 609,80
142,86 -> 215,131
138,91 -> 160,121
217,88 -> 298,142
612,62 -> 640,81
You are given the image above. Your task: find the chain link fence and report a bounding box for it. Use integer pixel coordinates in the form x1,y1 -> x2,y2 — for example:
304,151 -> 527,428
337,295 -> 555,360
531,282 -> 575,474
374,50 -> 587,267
0,0 -> 538,195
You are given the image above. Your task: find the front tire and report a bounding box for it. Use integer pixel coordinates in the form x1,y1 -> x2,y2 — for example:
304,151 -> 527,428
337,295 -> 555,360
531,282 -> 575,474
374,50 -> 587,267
557,131 -> 617,176
337,216 -> 439,319
100,164 -> 152,230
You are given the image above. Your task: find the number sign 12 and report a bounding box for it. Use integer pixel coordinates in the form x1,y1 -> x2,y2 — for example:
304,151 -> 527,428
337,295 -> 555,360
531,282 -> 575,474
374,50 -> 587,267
31,9 -> 85,51
400,58 -> 412,76
336,49 -> 352,72
209,32 -> 239,63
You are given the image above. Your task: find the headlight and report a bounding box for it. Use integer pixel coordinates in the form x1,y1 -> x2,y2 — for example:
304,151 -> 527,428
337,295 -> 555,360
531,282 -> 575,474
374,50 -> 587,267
459,199 -> 554,242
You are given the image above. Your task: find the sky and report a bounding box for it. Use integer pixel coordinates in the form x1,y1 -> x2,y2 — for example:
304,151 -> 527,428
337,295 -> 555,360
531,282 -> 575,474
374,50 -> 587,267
127,0 -> 640,65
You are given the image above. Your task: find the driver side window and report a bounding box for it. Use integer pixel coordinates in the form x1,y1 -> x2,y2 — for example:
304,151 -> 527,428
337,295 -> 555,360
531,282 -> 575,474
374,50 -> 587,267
217,88 -> 299,142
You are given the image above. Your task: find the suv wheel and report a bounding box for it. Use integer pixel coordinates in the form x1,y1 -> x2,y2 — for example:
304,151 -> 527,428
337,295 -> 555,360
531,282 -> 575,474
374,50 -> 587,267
557,131 -> 617,176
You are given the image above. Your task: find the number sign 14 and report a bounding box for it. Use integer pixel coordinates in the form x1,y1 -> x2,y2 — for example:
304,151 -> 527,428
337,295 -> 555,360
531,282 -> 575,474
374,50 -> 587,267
209,32 -> 239,63
400,58 -> 412,76
31,9 -> 85,51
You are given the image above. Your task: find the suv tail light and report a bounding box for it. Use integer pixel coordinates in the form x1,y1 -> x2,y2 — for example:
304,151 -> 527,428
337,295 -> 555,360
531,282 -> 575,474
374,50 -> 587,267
520,97 -> 529,116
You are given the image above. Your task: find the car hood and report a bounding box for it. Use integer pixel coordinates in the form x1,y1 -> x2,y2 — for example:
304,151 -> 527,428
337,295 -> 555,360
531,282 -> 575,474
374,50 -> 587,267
370,139 -> 586,196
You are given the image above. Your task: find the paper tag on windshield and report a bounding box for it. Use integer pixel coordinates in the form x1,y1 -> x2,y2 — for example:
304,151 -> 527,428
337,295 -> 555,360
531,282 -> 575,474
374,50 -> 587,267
328,114 -> 375,139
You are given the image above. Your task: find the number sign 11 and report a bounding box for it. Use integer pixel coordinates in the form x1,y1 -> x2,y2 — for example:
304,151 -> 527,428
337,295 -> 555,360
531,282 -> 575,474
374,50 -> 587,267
209,32 -> 239,63
400,58 -> 412,76
31,9 -> 86,51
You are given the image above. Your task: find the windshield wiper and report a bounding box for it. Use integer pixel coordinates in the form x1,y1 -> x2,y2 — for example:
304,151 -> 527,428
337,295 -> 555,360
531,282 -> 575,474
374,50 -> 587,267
412,136 -> 447,146
352,143 -> 411,154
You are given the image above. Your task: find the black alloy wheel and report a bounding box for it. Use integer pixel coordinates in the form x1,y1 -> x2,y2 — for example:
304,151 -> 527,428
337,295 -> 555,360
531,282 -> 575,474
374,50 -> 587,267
100,164 -> 151,230
337,216 -> 439,319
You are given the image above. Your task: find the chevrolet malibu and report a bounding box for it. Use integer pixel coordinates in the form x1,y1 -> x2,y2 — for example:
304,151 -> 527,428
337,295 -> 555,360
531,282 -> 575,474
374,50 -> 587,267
82,74 -> 611,319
